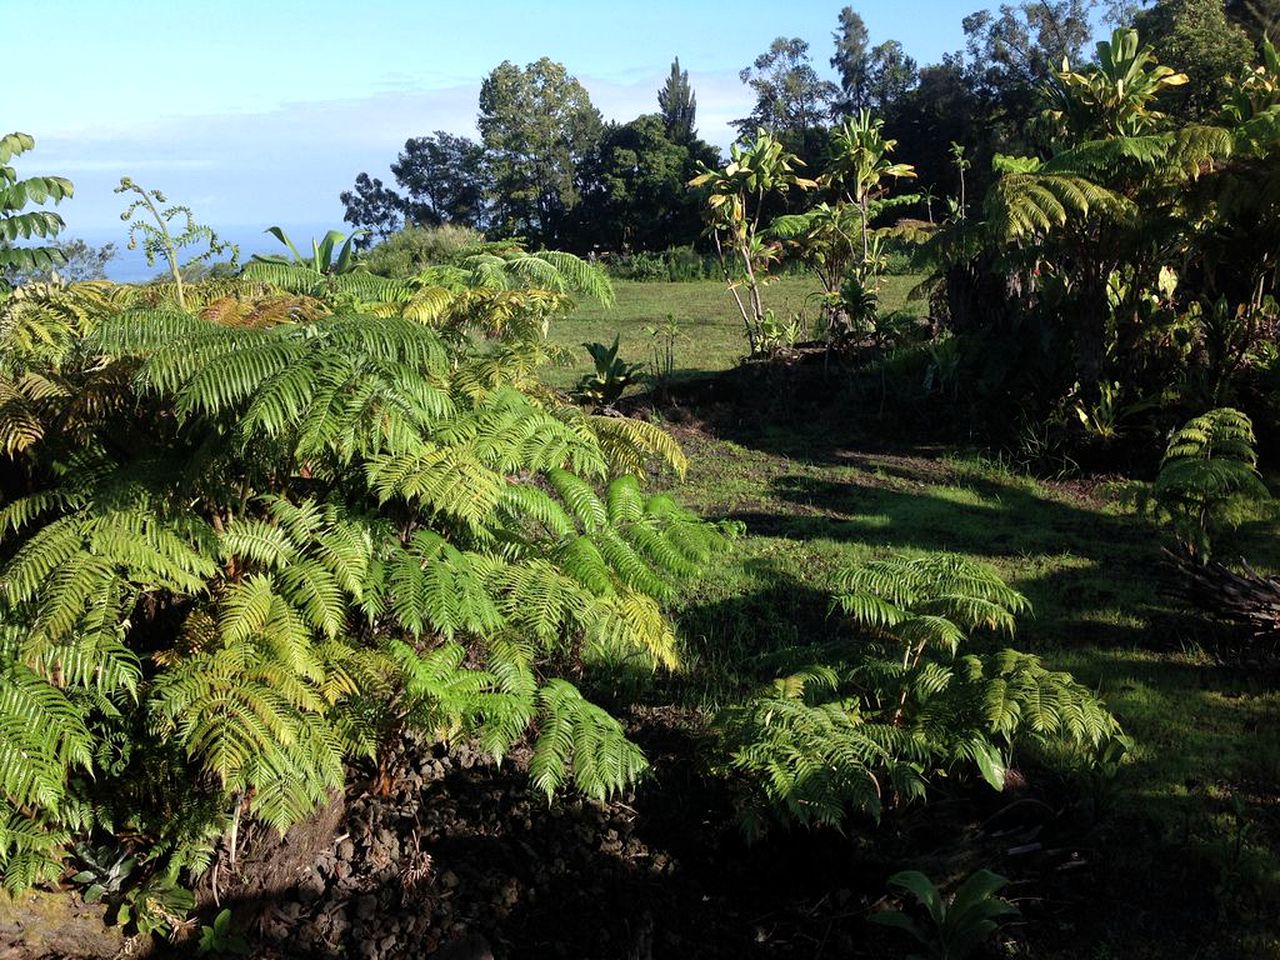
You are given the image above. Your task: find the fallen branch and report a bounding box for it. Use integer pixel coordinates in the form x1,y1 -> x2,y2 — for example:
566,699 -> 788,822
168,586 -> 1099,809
1161,547 -> 1280,636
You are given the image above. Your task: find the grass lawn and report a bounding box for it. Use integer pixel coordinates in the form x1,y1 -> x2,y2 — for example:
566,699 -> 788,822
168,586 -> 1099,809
546,278 -> 1280,958
546,274 -> 925,389
655,422 -> 1280,958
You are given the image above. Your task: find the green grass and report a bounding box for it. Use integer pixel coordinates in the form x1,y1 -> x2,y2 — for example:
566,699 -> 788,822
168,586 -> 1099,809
654,425 -> 1280,958
552,273 -> 1280,957
546,277 -> 1279,955
546,274 -> 925,389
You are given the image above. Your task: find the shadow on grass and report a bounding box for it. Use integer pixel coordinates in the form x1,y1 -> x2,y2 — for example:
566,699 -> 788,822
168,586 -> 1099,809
713,472 -> 1189,651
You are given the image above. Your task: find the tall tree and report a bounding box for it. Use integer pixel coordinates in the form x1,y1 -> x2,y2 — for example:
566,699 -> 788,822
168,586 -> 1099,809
890,55 -> 987,205
391,132 -> 488,228
866,39 -> 919,111
1136,0 -> 1255,120
963,1 -> 1096,96
831,7 -> 872,115
340,173 -> 404,243
735,38 -> 839,140
478,57 -> 604,246
341,133 -> 489,245
1225,0 -> 1280,38
658,57 -> 698,143
576,114 -> 719,251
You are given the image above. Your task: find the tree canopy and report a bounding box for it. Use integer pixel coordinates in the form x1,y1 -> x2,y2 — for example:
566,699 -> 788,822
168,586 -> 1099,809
479,58 -> 604,245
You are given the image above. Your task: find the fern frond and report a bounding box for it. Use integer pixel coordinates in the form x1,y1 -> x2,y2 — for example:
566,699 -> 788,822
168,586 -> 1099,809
530,679 -> 646,801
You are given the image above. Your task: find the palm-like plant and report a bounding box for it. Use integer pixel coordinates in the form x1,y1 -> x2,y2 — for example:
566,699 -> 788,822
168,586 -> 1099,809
1043,28 -> 1189,140
456,247 -> 614,306
0,133 -> 73,288
1223,35 -> 1280,124
689,128 -> 815,357
251,226 -> 368,274
824,111 -> 917,283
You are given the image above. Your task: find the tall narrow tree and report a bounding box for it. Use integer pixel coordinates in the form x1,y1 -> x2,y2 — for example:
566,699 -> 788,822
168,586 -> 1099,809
658,57 -> 698,143
831,7 -> 872,115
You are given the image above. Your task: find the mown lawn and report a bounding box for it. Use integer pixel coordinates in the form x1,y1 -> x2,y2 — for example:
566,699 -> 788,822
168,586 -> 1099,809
547,278 -> 1280,958
657,425 -> 1280,958
546,274 -> 924,389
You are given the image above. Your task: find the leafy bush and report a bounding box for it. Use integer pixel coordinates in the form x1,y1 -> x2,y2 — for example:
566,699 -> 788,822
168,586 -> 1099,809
198,908 -> 250,955
606,251 -> 668,282
718,554 -> 1125,834
364,223 -> 486,278
602,246 -> 716,283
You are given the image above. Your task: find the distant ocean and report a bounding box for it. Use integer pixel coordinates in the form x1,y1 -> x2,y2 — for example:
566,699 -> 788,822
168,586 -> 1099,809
72,223 -> 342,283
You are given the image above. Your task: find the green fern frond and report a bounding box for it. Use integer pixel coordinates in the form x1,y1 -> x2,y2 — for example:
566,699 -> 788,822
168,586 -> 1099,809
530,679 -> 646,801
1154,408 -> 1268,558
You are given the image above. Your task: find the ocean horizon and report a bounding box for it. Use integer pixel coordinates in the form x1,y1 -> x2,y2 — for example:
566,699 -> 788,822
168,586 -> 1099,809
69,222 -> 347,283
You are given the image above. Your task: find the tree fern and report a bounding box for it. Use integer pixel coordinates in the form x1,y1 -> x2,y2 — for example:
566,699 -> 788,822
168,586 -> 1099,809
721,552 -> 1124,833
1153,407 -> 1268,559
0,234 -> 723,901
457,249 -> 614,306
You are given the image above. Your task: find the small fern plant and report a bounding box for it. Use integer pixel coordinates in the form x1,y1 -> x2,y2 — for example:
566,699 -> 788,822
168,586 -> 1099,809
719,553 -> 1125,834
1153,407 -> 1269,560
115,177 -> 238,309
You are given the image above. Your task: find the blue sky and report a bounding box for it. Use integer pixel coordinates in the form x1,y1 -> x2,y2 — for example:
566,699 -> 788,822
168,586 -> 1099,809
13,1 -> 1048,236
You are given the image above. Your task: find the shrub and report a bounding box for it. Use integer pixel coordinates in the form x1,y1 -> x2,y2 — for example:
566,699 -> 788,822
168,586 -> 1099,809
718,553 -> 1125,834
364,223 -> 486,277
602,246 -> 715,283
